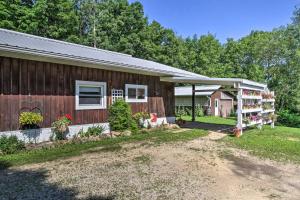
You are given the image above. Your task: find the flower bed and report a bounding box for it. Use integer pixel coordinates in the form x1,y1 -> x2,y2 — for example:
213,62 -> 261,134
243,104 -> 261,110
262,92 -> 275,99
243,89 -> 261,96
243,114 -> 261,125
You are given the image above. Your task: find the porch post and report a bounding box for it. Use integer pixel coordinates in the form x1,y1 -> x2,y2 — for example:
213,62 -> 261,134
237,86 -> 243,134
192,84 -> 195,122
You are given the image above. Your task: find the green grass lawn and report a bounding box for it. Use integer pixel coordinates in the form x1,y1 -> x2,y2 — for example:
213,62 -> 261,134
0,129 -> 208,169
224,126 -> 300,163
183,115 -> 300,163
181,115 -> 236,126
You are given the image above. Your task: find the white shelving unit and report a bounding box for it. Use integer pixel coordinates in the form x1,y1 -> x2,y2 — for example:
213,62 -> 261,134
242,119 -> 262,128
237,88 -> 275,134
242,95 -> 262,100
261,109 -> 275,114
242,108 -> 262,114
262,99 -> 275,103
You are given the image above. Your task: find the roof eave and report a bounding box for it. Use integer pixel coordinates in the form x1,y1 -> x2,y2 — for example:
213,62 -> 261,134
0,45 -> 202,78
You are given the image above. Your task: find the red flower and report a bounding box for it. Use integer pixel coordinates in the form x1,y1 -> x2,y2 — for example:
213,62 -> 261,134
150,113 -> 157,122
65,114 -> 72,121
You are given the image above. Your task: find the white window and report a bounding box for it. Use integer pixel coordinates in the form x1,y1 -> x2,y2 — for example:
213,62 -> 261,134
125,84 -> 148,103
75,80 -> 107,110
112,89 -> 124,103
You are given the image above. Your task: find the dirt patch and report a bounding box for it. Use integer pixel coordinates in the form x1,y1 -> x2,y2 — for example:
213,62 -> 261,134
287,137 -> 300,142
1,132 -> 300,200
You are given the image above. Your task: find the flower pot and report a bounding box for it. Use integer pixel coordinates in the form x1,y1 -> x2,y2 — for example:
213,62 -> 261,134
58,124 -> 67,133
233,128 -> 241,138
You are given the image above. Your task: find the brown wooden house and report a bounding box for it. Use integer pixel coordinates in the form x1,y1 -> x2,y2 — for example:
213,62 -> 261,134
0,29 -> 208,142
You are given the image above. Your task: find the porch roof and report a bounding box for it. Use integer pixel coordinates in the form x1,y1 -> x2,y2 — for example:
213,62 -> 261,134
161,77 -> 267,91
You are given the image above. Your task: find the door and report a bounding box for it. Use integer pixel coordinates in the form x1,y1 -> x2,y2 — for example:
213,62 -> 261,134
214,99 -> 219,116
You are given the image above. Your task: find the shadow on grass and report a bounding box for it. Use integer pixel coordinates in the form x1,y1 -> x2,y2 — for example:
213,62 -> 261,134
0,160 -> 12,170
180,121 -> 234,133
0,167 -> 116,199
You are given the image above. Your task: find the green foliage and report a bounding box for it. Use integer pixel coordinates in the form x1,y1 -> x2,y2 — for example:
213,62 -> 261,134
79,125 -> 105,137
229,108 -> 236,117
108,99 -> 135,131
176,105 -> 204,117
195,105 -> 204,117
130,120 -> 139,134
175,106 -> 186,119
277,110 -> 300,128
19,112 -> 43,129
0,136 -> 25,155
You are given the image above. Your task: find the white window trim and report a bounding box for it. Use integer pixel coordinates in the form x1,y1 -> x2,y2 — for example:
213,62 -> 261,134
125,84 -> 148,103
75,80 -> 107,110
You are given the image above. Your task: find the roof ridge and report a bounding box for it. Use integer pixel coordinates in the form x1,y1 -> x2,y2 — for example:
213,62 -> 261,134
0,28 -> 133,57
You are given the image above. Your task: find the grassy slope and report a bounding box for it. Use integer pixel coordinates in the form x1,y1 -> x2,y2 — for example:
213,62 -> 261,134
181,115 -> 236,125
224,126 -> 300,163
0,129 -> 208,168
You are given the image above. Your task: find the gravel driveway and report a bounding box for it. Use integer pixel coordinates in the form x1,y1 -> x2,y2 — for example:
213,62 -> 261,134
1,132 -> 300,200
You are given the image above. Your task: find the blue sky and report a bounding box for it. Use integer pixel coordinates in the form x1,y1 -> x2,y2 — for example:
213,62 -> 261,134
128,0 -> 300,42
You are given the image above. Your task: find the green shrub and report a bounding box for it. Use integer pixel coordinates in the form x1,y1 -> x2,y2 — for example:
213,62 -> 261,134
186,107 -> 192,116
19,112 -> 43,129
277,110 -> 300,128
130,120 -> 139,134
108,99 -> 135,131
79,125 -> 105,137
176,105 -> 204,117
229,108 -> 236,117
0,135 -> 25,154
175,106 -> 186,119
195,105 -> 204,117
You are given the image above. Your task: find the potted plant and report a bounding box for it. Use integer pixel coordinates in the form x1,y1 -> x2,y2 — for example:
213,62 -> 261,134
233,127 -> 242,138
51,114 -> 72,140
133,112 -> 150,128
19,112 -> 43,130
268,113 -> 277,128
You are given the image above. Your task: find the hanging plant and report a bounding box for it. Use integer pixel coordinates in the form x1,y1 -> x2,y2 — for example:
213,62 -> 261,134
19,112 -> 43,130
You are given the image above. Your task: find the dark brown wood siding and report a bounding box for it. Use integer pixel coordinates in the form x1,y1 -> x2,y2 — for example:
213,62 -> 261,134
0,56 -> 175,131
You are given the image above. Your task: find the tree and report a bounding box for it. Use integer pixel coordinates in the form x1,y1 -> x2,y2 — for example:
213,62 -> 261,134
221,38 -> 244,78
193,34 -> 223,77
0,0 -> 299,113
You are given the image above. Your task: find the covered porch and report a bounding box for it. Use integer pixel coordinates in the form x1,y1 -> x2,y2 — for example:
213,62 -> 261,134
161,77 -> 276,135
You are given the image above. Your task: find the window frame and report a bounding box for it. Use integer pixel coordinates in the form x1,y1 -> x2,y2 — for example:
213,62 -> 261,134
75,80 -> 107,110
125,84 -> 148,103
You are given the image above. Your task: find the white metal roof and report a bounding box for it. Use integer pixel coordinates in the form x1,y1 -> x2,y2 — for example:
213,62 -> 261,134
162,76 -> 267,91
0,28 -> 208,79
175,85 -> 221,96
